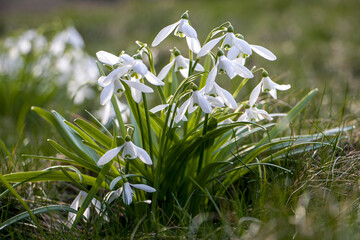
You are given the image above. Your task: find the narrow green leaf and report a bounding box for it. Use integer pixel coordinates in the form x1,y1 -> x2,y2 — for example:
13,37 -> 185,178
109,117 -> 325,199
74,118 -> 112,148
0,205 -> 77,231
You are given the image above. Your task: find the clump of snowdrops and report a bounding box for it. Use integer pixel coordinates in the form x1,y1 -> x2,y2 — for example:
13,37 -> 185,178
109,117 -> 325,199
3,12 -> 342,232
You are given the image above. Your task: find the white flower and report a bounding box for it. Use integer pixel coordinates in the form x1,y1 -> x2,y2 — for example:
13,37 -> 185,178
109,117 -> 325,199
150,103 -> 188,125
152,12 -> 201,53
239,106 -> 272,122
157,51 -> 204,80
198,27 -> 251,58
98,67 -> 154,105
97,140 -> 152,166
176,89 -> 225,122
67,191 -> 108,226
250,73 -> 291,101
205,82 -> 237,109
96,96 -> 129,125
198,26 -> 276,61
205,52 -> 254,92
122,182 -> 156,205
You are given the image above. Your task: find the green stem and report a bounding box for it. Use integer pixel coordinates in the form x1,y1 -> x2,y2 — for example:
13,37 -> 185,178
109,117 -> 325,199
142,93 -> 154,160
111,95 -> 126,137
135,103 -> 146,148
197,114 -> 209,175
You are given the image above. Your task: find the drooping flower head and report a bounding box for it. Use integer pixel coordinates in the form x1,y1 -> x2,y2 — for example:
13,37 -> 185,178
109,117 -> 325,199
152,11 -> 201,53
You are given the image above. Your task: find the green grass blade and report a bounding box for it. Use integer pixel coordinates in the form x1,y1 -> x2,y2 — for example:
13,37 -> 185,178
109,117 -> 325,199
0,205 -> 77,231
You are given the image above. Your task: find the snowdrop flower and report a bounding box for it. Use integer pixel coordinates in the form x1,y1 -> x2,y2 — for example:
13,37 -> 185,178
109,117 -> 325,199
67,191 -> 108,226
152,11 -> 201,53
205,81 -> 237,109
238,105 -> 272,122
198,26 -> 276,61
157,49 -> 204,80
98,67 -> 154,105
122,182 -> 156,205
238,83 -> 272,122
150,103 -> 188,125
176,88 -> 224,122
205,50 -> 253,92
97,137 -> 152,166
122,53 -> 164,86
251,71 -> 291,100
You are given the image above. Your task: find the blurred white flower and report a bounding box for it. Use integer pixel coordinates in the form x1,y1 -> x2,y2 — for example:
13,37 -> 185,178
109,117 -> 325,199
67,191 -> 108,227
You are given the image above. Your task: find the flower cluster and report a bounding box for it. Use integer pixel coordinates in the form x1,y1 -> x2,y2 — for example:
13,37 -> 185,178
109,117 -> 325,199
69,11 -> 291,225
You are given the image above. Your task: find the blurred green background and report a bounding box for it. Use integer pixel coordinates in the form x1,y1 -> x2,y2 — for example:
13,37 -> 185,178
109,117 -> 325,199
1,0 -> 359,105
0,0 -> 359,154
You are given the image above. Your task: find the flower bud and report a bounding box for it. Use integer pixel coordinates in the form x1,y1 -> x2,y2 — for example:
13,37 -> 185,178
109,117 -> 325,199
217,49 -> 225,57
262,70 -> 269,77
227,25 -> 234,33
174,48 -> 181,57
181,11 -> 189,19
134,53 -> 142,60
125,135 -> 132,142
190,83 -> 198,91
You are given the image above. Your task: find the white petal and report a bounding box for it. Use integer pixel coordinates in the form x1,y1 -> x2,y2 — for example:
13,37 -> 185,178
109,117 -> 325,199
123,141 -> 137,159
97,146 -> 122,165
233,37 -> 252,55
249,82 -> 262,107
194,91 -> 212,114
232,61 -> 254,79
134,145 -> 152,165
133,60 -> 148,76
253,108 -> 273,120
206,95 -> 224,108
131,88 -> 142,103
96,51 -> 120,65
180,20 -> 198,39
194,62 -> 204,71
97,76 -> 107,87
152,20 -> 181,47
187,97 -> 197,114
120,54 -> 135,66
83,207 -> 90,220
122,183 -> 133,205
100,83 -> 115,106
150,104 -> 169,113
198,36 -> 224,57
158,60 -> 175,80
103,67 -> 129,86
250,44 -> 277,61
176,98 -> 191,123
214,83 -> 237,109
186,37 -> 201,54
227,46 -> 240,60
275,83 -> 291,91
144,72 -> 164,86
204,64 -> 218,93
122,80 -> 154,93
179,68 -> 189,78
130,184 -> 156,192
110,176 -> 124,190
268,89 -> 277,99
220,56 -> 236,79
175,55 -> 189,70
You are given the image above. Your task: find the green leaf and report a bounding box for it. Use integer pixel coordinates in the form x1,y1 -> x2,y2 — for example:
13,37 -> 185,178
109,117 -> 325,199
74,118 -> 112,148
0,172 -> 46,236
4,171 -> 107,188
0,205 -> 78,231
